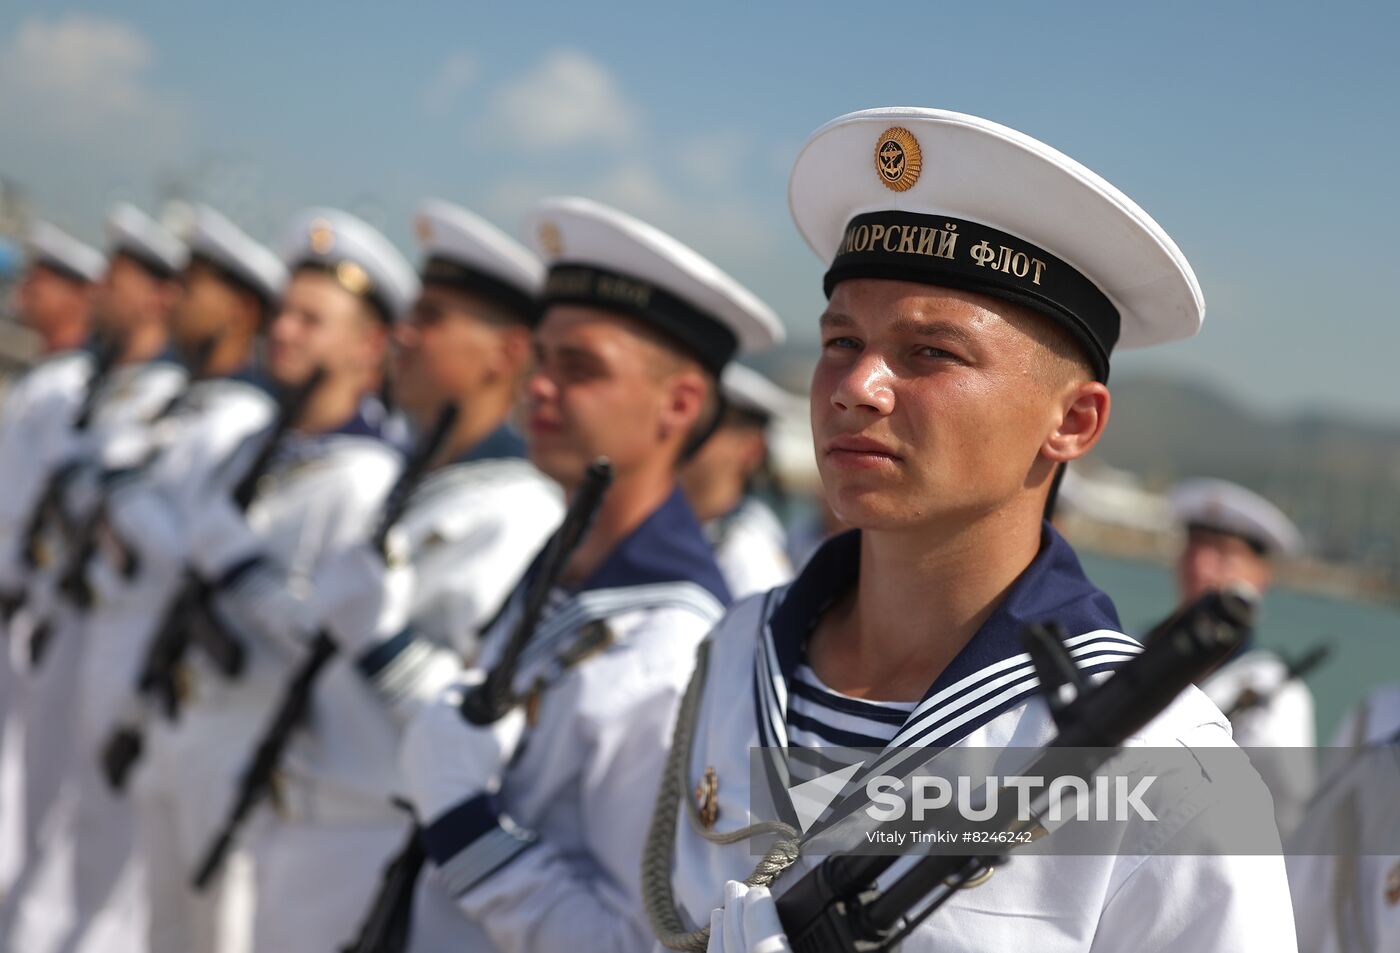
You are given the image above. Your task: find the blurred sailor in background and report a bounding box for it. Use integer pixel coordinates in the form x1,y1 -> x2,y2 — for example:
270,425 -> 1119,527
393,196 -> 782,953
242,199 -> 562,950
118,208 -> 410,953
681,362 -> 797,598
1,205 -> 287,953
0,220 -> 104,895
1172,477 -> 1316,835
0,204 -> 186,936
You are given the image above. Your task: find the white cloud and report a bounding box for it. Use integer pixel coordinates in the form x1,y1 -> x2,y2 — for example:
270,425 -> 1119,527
0,14 -> 185,156
483,50 -> 638,152
422,50 -> 476,115
472,50 -> 777,290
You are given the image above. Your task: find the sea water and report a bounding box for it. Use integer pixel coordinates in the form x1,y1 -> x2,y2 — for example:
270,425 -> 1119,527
1080,551 -> 1400,744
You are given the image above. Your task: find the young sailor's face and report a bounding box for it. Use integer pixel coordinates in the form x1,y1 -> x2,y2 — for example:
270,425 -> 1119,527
393,285 -> 523,422
266,270 -> 384,389
524,304 -> 681,488
812,279 -> 1087,531
171,260 -> 240,351
94,254 -> 165,337
16,264 -> 90,336
1176,527 -> 1274,604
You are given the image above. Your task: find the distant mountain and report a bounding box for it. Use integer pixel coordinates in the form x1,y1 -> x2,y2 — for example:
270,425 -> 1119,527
1093,375 -> 1400,566
1094,374 -> 1400,485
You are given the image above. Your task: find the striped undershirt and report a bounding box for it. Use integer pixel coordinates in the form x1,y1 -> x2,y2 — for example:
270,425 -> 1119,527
787,662 -> 917,750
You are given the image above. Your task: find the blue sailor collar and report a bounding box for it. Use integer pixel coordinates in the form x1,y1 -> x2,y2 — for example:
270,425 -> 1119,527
477,483 -> 732,691
767,522 -> 1120,699
138,345 -> 184,369
222,363 -> 271,392
753,522 -> 1139,835
325,406 -> 384,440
575,485 -> 731,605
454,422 -> 527,466
269,401 -> 391,472
755,521 -> 1138,765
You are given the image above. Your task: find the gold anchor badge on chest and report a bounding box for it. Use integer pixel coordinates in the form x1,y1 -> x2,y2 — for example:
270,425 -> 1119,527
1386,861 -> 1400,907
694,766 -> 720,829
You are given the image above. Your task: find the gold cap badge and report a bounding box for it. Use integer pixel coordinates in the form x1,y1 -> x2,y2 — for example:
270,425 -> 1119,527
538,221 -> 564,257
335,260 -> 371,297
308,219 -> 335,254
875,126 -> 922,192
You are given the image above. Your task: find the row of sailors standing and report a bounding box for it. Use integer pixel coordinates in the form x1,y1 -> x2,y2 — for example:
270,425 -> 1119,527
0,205 -> 192,952
0,104 -> 1388,953
0,188 -> 798,952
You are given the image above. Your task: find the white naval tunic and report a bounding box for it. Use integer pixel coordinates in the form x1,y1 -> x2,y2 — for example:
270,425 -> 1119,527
1200,647 -> 1317,836
705,497 -> 793,601
661,526 -> 1299,953
247,425 -> 563,951
0,352 -> 185,944
1288,685 -> 1400,953
0,350 -> 91,897
135,409 -> 399,953
0,374 -> 276,953
0,352 -> 91,576
406,486 -> 732,953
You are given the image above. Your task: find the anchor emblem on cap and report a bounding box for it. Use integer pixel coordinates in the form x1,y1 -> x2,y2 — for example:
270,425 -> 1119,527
874,126 -> 922,192
879,141 -> 905,180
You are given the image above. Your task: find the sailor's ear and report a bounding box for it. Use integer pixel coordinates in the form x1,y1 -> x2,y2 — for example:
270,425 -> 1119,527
1042,381 -> 1109,463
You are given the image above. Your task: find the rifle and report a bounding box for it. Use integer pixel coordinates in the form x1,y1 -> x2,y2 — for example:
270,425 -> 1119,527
99,368 -> 325,791
342,458 -> 613,953
54,335 -> 222,617
773,587 -> 1256,953
5,333 -> 124,648
459,457 -> 613,725
18,332 -> 124,575
191,402 -> 460,890
1223,641 -> 1332,721
339,813 -> 425,953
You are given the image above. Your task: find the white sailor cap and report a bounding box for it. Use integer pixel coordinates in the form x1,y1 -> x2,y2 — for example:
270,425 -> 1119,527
279,208 -> 419,323
523,196 -> 784,374
26,222 -> 105,284
187,205 -> 287,308
414,199 -> 543,322
721,363 -> 804,425
1170,478 -> 1303,557
105,202 -> 189,279
789,107 -> 1205,381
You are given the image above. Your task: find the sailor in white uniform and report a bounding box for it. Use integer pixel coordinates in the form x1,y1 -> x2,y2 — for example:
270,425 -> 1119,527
0,205 -> 287,953
1172,477 -> 1316,836
117,208 -> 413,953
237,199 -> 564,950
0,220 -> 103,895
0,220 -> 103,656
0,204 -> 186,934
391,196 -> 784,953
682,363 -> 797,599
642,108 -> 1297,953
1287,685 -> 1400,953
0,222 -> 103,452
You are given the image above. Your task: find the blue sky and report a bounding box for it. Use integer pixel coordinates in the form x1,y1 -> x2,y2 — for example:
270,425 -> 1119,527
2,0 -> 1395,421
